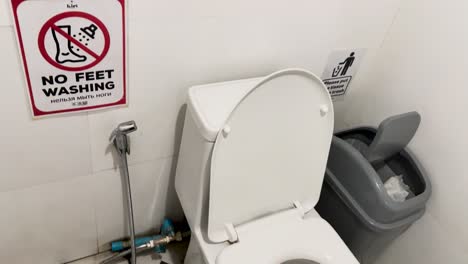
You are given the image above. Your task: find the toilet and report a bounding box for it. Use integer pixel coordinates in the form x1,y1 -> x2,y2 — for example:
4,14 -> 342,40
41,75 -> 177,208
175,68 -> 359,264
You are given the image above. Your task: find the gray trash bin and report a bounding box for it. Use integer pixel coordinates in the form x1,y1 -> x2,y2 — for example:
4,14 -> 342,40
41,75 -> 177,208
316,112 -> 431,264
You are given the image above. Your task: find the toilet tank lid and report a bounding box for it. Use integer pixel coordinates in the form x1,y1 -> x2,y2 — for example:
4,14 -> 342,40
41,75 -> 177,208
187,77 -> 263,142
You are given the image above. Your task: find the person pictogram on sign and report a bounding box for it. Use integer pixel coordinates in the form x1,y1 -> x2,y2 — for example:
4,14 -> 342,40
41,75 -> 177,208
332,52 -> 355,77
50,23 -> 99,64
339,52 -> 355,76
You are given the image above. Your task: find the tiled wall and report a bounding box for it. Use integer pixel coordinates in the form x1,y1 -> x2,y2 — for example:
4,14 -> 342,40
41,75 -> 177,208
0,0 -> 401,263
337,0 -> 468,262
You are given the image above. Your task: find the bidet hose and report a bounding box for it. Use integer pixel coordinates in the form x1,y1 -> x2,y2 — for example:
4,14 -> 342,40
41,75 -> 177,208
120,153 -> 137,264
105,121 -> 138,264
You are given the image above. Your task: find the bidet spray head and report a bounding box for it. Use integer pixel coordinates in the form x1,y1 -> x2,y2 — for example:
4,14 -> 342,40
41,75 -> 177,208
110,121 -> 138,154
117,120 -> 137,134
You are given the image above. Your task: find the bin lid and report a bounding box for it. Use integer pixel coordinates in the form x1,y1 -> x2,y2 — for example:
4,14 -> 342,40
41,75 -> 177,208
207,69 -> 334,242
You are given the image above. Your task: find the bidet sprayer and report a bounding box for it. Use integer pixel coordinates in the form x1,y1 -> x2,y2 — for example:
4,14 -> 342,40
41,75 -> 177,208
110,120 -> 137,154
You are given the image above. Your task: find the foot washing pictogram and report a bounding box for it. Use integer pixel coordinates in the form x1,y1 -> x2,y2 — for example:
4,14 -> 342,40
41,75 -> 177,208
38,12 -> 110,71
51,24 -> 97,64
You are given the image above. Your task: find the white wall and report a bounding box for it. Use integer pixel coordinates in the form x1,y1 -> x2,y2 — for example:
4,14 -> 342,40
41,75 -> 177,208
0,0 -> 401,263
337,0 -> 468,262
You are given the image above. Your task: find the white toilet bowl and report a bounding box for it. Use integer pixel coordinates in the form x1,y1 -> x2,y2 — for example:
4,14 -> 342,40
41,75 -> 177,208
175,69 -> 359,264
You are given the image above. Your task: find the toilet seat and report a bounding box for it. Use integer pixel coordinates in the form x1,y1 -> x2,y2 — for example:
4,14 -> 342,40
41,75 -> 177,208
208,69 -> 335,242
216,208 -> 359,264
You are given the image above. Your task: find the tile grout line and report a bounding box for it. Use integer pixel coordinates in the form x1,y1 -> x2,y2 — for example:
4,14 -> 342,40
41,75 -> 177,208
94,197 -> 100,256
84,113 -> 101,254
86,112 -> 96,179
91,154 -> 176,175
0,155 -> 175,195
62,250 -> 112,264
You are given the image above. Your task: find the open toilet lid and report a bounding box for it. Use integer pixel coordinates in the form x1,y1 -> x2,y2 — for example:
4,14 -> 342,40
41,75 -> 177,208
208,69 -> 334,243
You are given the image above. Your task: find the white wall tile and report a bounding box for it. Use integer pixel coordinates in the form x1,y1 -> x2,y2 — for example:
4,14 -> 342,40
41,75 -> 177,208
0,175 -> 97,264
87,105 -> 183,172
92,157 -> 183,251
376,212 -> 468,264
0,0 -> 12,26
0,28 -> 92,192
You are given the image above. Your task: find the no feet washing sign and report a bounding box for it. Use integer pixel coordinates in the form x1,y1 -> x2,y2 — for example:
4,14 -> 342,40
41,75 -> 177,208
11,0 -> 126,117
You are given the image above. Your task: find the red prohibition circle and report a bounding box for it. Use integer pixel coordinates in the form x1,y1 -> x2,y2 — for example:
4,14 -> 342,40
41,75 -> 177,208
38,11 -> 110,71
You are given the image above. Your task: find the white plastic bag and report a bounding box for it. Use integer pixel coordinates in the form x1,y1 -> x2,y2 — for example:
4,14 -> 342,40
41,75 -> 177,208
384,175 -> 410,202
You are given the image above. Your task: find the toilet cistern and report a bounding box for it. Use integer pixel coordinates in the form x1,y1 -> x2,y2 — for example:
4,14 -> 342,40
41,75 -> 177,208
174,69 -> 359,264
